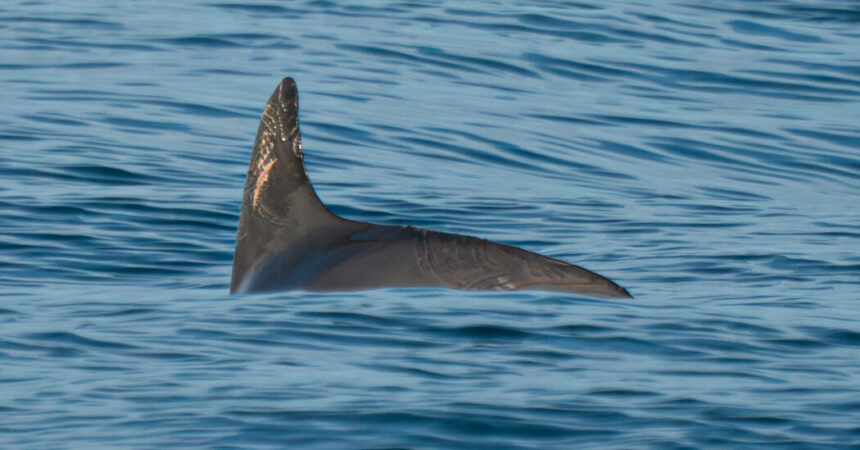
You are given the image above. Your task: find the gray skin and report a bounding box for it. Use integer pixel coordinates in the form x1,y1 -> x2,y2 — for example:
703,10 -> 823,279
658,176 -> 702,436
231,78 -> 632,298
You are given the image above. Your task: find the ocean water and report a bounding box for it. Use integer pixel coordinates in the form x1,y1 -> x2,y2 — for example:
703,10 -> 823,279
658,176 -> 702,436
1,0 -> 859,447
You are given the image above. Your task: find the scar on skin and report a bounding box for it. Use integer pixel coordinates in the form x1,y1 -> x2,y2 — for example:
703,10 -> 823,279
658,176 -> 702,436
252,159 -> 276,209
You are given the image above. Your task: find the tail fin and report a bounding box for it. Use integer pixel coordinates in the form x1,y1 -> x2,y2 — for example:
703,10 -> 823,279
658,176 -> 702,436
230,78 -> 335,292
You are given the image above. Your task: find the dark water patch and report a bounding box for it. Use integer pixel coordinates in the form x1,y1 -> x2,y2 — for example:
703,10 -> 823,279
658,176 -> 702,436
649,396 -> 709,408
329,74 -> 400,86
423,324 -> 533,341
811,153 -> 860,178
17,37 -> 158,52
431,127 -> 600,175
81,198 -> 237,224
645,137 -> 785,179
60,260 -> 200,278
700,319 -> 780,336
594,113 -> 698,130
338,43 -> 511,76
228,407 -> 620,441
89,307 -> 160,318
587,388 -> 660,398
0,133 -> 40,141
513,348 -> 579,363
0,199 -> 91,218
618,62 -> 859,100
719,38 -> 784,52
161,36 -> 242,48
0,16 -> 123,30
708,125 -> 785,140
516,13 -> 600,32
273,328 -> 438,349
630,12 -> 713,29
729,20 -> 824,43
339,3 -> 440,17
417,11 -> 627,43
780,5 -> 860,23
740,69 -> 860,88
587,335 -> 699,358
551,323 -> 615,335
786,128 -> 860,151
338,43 -> 439,66
21,113 -> 89,127
679,337 -> 770,355
703,356 -> 765,365
193,67 -> 268,77
61,62 -> 129,70
700,187 -> 772,202
45,164 -> 159,186
525,113 -> 615,127
683,4 -> 792,20
176,327 -> 243,342
133,351 -> 213,363
766,255 -> 836,274
145,99 -> 247,119
313,91 -> 373,103
304,121 -> 380,143
206,3 -> 299,14
103,116 -> 191,133
757,58 -> 859,78
23,331 -> 138,351
764,337 -> 828,352
628,219 -> 745,230
395,135 -> 511,167
781,156 -> 860,181
0,61 -> 126,71
4,232 -> 98,251
677,203 -> 760,214
800,327 -> 860,347
24,88 -> 126,102
616,27 -> 708,48
701,407 -> 794,426
295,310 -> 406,329
655,369 -> 783,383
0,337 -> 79,357
219,32 -> 286,42
524,52 -> 640,81
416,47 -> 539,78
354,362 -> 459,380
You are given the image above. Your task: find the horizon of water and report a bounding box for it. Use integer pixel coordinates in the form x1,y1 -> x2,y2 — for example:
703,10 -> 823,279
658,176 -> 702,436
1,0 -> 859,448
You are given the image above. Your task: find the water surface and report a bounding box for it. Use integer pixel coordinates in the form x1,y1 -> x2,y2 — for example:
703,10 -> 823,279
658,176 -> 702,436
1,0 -> 859,448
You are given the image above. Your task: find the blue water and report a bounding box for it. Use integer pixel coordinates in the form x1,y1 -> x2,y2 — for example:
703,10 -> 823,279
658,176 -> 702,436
1,0 -> 859,447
